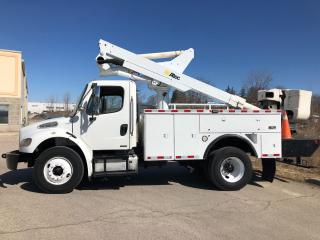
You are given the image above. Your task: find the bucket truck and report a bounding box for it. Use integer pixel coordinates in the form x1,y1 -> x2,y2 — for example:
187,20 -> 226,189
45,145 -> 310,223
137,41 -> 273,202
2,39 -> 319,193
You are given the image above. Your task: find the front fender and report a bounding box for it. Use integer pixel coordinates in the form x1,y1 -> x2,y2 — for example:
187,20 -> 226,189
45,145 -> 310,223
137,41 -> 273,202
20,128 -> 93,177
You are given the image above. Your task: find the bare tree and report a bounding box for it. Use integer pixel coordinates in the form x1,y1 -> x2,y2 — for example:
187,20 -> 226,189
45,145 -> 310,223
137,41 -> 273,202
171,89 -> 212,104
171,78 -> 214,104
47,95 -> 55,112
239,87 -> 246,98
145,94 -> 157,106
225,85 -> 236,94
274,85 -> 286,90
63,92 -> 71,112
171,89 -> 187,103
243,71 -> 273,105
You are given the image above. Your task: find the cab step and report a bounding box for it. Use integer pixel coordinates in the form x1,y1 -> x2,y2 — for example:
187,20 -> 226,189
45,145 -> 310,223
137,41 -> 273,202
92,152 -> 138,177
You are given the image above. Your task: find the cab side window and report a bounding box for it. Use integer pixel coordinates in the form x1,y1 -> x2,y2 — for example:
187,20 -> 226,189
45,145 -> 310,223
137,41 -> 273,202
87,86 -> 124,115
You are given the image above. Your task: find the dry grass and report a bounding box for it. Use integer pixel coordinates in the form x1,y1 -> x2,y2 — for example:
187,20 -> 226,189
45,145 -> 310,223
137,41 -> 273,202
295,117 -> 320,167
252,158 -> 320,182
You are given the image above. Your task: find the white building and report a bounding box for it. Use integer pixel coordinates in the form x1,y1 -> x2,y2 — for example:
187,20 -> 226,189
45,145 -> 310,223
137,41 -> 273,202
28,102 -> 75,114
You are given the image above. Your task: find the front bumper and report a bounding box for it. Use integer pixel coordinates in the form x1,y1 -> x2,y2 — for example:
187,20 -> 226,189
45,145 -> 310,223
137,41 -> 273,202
1,151 -> 33,170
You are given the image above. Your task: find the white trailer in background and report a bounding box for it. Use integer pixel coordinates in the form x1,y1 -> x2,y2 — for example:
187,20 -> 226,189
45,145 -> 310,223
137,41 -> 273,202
2,39 -> 319,193
28,102 -> 76,114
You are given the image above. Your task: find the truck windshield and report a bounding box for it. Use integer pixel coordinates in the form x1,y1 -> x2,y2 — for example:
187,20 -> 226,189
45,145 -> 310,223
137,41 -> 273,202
70,84 -> 88,117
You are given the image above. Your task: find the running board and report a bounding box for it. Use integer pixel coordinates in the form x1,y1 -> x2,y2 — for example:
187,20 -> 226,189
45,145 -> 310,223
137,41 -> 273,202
93,170 -> 137,178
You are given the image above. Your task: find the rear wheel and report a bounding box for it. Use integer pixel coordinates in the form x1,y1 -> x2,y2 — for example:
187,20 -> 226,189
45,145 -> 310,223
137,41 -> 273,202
207,147 -> 252,190
33,146 -> 84,193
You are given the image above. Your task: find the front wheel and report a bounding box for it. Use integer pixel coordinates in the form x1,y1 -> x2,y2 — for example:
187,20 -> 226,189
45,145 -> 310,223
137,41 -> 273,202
33,146 -> 84,193
207,147 -> 252,190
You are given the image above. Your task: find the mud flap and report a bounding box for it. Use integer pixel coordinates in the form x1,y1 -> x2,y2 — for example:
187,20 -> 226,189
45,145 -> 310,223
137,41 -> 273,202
261,158 -> 276,182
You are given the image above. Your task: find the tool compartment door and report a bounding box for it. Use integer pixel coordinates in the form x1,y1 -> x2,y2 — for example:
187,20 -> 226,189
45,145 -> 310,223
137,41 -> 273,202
261,133 -> 282,157
144,114 -> 174,160
199,114 -> 281,133
174,114 -> 200,159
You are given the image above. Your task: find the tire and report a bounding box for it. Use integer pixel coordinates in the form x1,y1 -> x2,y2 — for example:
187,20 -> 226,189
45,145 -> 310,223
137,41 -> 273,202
203,154 -> 213,181
207,147 -> 252,191
33,146 -> 84,193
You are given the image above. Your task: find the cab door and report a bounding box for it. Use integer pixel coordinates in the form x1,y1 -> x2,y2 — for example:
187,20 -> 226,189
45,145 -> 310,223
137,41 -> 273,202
79,83 -> 131,150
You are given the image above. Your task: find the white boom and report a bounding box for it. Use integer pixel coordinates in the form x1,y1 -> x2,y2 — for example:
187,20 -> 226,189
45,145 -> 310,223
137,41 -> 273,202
96,39 -> 260,110
140,50 -> 184,60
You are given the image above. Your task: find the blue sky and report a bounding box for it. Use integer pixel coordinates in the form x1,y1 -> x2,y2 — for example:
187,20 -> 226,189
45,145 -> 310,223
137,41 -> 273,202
0,0 -> 319,102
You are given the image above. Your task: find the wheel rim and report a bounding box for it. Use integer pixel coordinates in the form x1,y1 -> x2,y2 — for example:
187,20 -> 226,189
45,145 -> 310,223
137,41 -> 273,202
43,157 -> 73,185
220,157 -> 245,183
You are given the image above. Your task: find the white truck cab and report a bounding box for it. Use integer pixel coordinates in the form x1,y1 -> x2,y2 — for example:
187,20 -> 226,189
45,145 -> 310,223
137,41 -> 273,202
71,80 -> 137,151
14,80 -> 138,190
2,39 -> 319,193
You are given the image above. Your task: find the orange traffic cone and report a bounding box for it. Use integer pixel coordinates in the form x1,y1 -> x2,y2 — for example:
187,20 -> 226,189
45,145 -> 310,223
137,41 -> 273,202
281,110 -> 292,139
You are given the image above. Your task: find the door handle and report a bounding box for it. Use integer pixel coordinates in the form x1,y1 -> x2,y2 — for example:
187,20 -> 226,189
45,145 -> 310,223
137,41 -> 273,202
120,124 -> 128,136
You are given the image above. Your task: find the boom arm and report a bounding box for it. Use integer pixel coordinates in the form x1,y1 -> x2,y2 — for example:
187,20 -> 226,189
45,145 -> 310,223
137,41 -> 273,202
97,39 -> 260,110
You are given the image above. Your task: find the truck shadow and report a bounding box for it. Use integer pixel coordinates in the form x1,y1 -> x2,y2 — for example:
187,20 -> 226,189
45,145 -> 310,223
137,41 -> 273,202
0,168 -> 42,192
0,163 -> 285,193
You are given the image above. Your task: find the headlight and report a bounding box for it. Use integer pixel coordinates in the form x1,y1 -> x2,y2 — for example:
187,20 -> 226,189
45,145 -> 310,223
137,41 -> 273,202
20,138 -> 32,147
38,121 -> 58,129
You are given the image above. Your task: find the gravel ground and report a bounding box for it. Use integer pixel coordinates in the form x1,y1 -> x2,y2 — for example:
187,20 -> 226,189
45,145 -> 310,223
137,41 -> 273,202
0,133 -> 320,240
